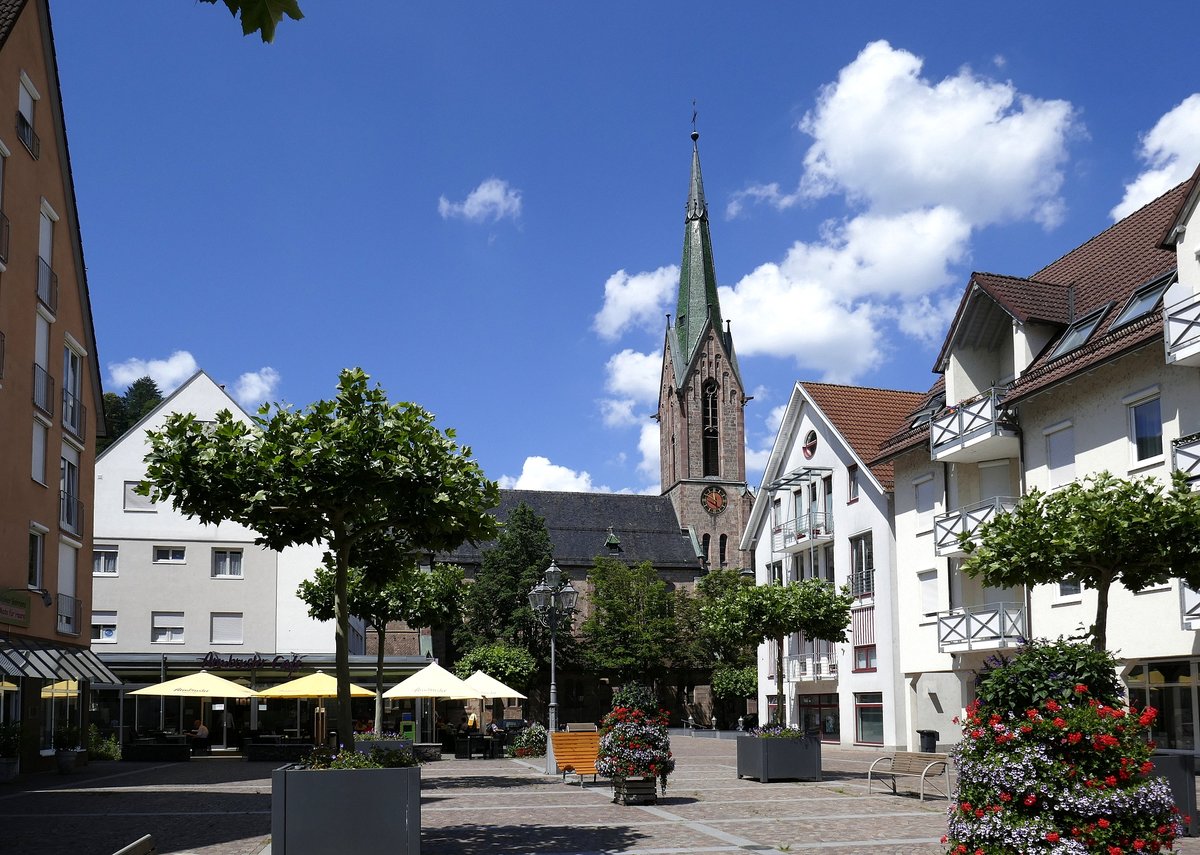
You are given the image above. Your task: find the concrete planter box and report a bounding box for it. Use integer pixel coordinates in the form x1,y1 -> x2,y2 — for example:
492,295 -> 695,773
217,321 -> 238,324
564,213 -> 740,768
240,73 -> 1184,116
612,776 -> 657,805
354,739 -> 412,754
736,736 -> 821,783
271,764 -> 421,855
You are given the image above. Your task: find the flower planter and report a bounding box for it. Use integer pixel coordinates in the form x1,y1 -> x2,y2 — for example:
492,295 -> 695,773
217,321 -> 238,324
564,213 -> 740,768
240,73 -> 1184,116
736,735 -> 821,783
353,738 -> 412,754
55,749 -> 83,775
0,757 -> 17,782
271,764 -> 421,855
612,775 -> 657,805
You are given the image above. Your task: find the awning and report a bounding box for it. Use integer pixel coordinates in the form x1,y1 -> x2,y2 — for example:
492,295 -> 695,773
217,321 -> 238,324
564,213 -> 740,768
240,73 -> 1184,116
0,636 -> 122,685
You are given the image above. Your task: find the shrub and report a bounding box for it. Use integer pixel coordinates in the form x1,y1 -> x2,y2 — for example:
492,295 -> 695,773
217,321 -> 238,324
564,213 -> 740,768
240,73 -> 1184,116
506,722 -> 546,757
0,722 -> 20,758
611,682 -> 658,714
87,724 -> 122,761
303,744 -> 418,769
710,665 -> 758,700
973,638 -> 1123,714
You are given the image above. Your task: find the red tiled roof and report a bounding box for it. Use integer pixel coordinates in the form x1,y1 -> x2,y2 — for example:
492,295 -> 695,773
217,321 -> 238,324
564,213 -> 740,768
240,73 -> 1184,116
971,273 -> 1072,325
800,382 -> 927,491
870,378 -> 943,466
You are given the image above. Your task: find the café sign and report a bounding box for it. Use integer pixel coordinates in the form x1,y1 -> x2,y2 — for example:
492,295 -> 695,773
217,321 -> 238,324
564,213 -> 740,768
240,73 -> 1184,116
0,591 -> 31,628
200,652 -> 304,674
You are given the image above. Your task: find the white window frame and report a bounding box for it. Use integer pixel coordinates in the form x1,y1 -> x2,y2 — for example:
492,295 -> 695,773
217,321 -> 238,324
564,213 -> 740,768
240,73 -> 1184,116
152,546 -> 186,564
123,481 -> 156,512
31,420 -> 47,484
847,465 -> 859,503
1057,577 -> 1083,600
210,612 -> 244,645
28,524 -> 47,588
212,549 -> 243,579
1048,305 -> 1109,360
1124,387 -> 1164,468
91,611 -> 117,644
1044,420 -> 1075,489
151,611 -> 185,644
913,474 -> 935,532
93,545 -> 118,576
918,569 -> 939,618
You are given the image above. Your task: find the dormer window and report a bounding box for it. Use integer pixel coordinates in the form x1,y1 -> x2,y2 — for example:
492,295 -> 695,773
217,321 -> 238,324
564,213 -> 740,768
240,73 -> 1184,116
1048,305 -> 1110,360
1110,274 -> 1172,329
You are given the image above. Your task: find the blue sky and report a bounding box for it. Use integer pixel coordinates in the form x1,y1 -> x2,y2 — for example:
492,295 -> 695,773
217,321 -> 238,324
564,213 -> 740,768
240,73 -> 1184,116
51,2 -> 1200,494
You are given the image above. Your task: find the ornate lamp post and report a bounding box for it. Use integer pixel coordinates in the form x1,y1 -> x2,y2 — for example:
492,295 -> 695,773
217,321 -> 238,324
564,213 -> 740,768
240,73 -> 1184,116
527,560 -> 577,774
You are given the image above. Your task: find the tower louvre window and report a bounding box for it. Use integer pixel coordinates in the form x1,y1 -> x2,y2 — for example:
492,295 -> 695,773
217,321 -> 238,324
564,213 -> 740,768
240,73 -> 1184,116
702,380 -> 719,476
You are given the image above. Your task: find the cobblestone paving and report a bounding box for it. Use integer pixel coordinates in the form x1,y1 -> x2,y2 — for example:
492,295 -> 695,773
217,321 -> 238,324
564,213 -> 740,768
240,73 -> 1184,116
0,736 -> 1198,854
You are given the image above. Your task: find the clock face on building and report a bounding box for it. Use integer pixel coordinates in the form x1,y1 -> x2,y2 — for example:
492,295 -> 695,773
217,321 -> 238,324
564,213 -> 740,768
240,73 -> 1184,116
701,485 -> 728,515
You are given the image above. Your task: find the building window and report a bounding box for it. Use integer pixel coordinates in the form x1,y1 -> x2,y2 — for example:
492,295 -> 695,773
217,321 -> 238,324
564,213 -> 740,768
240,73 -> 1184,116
823,545 -> 835,584
847,465 -> 859,502
1045,422 -> 1075,488
1059,577 -> 1083,598
123,481 -> 156,512
918,569 -> 939,617
28,527 -> 45,587
93,545 -> 118,576
798,693 -> 840,741
1129,396 -> 1163,463
1112,275 -> 1170,329
210,612 -> 243,645
91,611 -> 117,643
16,72 -> 39,158
802,430 -> 818,459
212,549 -> 243,579
151,612 -> 185,644
914,475 -> 934,530
153,546 -> 185,564
701,534 -> 711,567
854,645 -> 877,672
1049,306 -> 1108,360
719,534 -> 727,567
59,446 -> 81,535
855,692 -> 884,744
770,561 -> 783,585
31,420 -> 46,483
62,344 -> 84,440
850,533 -> 874,598
702,380 -> 719,476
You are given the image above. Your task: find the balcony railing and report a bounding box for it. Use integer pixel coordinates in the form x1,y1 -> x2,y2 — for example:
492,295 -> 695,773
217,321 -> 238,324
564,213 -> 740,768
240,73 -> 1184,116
56,593 -> 80,636
62,388 -> 86,441
37,257 -> 58,314
0,210 -> 10,265
784,653 -> 837,681
59,490 -> 83,536
15,110 -> 38,159
1166,292 -> 1200,367
850,568 -> 874,599
934,496 -> 1019,557
771,511 -> 834,552
937,602 -> 1026,653
32,364 -> 54,417
930,388 -> 1019,462
1173,433 -> 1200,484
1181,583 -> 1200,632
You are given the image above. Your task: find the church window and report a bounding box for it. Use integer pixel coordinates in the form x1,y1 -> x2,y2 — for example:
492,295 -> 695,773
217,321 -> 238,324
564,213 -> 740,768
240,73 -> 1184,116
702,380 -> 719,476
702,533 -> 711,566
719,534 -> 727,567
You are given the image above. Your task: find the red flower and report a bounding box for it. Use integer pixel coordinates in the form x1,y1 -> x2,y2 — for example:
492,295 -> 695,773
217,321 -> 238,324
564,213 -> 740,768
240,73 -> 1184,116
1052,717 -> 1067,728
974,809 -> 984,818
1045,699 -> 1061,712
1067,731 -> 1083,744
1074,683 -> 1089,693
1098,818 -> 1110,829
1024,794 -> 1037,806
1046,832 -> 1060,843
1133,841 -> 1146,850
999,792 -> 1012,802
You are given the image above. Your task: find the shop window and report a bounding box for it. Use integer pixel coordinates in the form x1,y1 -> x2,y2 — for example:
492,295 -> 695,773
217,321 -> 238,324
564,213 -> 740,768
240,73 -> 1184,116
855,692 -> 884,744
798,693 -> 839,741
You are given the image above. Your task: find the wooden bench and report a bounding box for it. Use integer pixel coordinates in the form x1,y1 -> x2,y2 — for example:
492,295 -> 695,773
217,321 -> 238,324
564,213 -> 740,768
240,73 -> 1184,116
111,834 -> 156,855
565,722 -> 597,732
867,751 -> 949,801
550,731 -> 600,786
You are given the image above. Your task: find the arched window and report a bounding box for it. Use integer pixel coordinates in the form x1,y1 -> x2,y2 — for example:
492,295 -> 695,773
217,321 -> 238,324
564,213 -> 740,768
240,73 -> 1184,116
702,533 -> 711,566
719,534 -> 728,567
702,380 -> 719,476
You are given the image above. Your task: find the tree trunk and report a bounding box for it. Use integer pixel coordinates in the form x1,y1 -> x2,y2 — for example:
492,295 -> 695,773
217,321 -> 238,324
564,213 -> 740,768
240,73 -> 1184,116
774,636 -> 785,725
335,543 -> 354,750
374,625 -> 386,734
1091,571 -> 1113,651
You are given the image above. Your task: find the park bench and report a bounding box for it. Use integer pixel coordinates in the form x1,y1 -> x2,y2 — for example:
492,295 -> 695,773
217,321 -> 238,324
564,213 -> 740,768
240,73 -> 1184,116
111,834 -> 156,855
867,751 -> 949,801
550,731 -> 600,786
565,722 -> 598,732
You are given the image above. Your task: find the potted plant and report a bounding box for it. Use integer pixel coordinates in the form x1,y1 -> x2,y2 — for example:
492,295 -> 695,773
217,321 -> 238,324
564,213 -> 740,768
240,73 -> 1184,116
0,721 -> 21,781
596,684 -> 674,805
736,724 -> 822,783
271,744 -> 421,855
505,722 -> 546,758
54,722 -> 83,774
353,730 -> 411,753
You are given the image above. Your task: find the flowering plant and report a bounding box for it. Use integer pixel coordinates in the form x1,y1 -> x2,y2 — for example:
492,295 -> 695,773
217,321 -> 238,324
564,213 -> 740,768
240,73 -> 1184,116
302,744 -> 418,770
506,722 -> 546,757
747,724 -> 810,739
596,705 -> 675,790
353,730 -> 407,742
946,682 -> 1184,853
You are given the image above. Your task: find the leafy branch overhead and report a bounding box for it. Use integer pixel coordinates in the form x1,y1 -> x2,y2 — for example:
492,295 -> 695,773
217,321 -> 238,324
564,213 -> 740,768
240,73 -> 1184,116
199,0 -> 303,42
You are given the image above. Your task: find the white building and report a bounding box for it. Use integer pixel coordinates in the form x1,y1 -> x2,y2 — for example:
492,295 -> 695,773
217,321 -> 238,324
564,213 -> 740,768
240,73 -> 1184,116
877,167 -> 1200,753
91,371 -> 373,747
741,381 -> 924,748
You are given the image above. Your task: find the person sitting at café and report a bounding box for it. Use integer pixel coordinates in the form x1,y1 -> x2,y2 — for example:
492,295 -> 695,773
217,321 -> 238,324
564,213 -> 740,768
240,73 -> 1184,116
189,719 -> 210,755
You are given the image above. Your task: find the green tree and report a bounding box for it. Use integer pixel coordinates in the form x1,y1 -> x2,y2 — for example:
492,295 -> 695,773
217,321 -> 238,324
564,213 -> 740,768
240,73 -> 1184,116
961,470 -> 1200,650
200,0 -> 303,42
452,640 -> 537,690
457,502 -> 553,653
98,376 -> 163,453
580,557 -> 674,683
140,367 -> 499,746
701,579 -> 853,724
297,554 -> 464,733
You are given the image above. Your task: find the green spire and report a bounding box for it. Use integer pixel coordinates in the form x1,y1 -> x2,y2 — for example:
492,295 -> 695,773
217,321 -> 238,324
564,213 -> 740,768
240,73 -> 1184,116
675,131 -> 724,370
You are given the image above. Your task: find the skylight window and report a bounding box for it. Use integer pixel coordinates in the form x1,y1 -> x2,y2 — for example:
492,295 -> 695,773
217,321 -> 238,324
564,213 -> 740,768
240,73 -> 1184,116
1048,306 -> 1109,360
1110,275 -> 1173,329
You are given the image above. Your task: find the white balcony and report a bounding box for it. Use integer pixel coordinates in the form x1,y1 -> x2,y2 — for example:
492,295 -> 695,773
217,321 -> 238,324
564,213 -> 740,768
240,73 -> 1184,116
1166,292 -> 1200,368
1173,434 -> 1200,484
937,602 -> 1026,653
1181,583 -> 1200,631
771,512 -> 834,553
933,496 -> 1019,557
784,653 -> 837,681
930,388 -> 1020,463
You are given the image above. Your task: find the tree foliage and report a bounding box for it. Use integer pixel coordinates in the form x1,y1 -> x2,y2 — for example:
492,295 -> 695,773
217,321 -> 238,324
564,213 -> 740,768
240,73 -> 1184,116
972,638 -> 1123,715
141,367 -> 499,746
452,641 -> 537,692
199,0 -> 303,42
701,579 -> 853,723
961,470 -> 1200,649
580,557 -> 675,683
99,376 -> 163,453
710,664 -> 758,700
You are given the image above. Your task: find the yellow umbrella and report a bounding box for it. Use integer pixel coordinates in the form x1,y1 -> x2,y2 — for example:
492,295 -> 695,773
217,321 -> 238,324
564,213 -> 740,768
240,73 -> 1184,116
463,670 -> 526,700
382,661 -> 483,699
41,679 -> 79,699
0,680 -> 17,692
129,670 -> 259,698
257,670 -> 375,699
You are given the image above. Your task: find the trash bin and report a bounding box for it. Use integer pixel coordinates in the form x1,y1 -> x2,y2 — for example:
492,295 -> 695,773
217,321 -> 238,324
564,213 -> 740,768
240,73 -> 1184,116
917,729 -> 939,752
1152,750 -> 1198,836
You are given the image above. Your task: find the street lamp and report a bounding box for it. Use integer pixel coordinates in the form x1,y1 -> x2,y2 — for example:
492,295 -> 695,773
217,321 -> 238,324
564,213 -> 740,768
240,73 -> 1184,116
527,560 -> 577,772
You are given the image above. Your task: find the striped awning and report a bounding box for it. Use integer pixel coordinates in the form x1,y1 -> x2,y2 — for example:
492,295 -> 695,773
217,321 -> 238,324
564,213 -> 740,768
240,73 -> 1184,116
0,636 -> 121,685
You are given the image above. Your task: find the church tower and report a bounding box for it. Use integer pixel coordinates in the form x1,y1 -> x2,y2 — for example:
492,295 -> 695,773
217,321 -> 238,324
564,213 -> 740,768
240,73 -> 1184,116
658,130 -> 753,572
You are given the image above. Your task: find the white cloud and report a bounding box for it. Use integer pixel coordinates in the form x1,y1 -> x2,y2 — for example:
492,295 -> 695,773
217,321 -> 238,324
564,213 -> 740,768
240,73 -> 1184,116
635,423 -> 660,489
593,266 -> 678,340
604,349 -> 660,401
498,456 -> 608,492
108,350 -> 199,394
599,398 -> 640,428
233,367 -> 281,408
438,177 -> 522,223
765,403 -> 789,434
796,40 -> 1076,228
1111,94 -> 1200,220
895,294 -> 962,343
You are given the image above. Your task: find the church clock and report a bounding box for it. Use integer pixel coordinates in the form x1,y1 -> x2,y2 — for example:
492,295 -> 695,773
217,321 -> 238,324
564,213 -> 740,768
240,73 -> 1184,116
701,485 -> 728,516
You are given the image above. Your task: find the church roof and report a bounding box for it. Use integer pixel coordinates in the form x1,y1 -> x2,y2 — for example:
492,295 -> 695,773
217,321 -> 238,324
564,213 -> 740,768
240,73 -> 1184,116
439,489 -> 700,571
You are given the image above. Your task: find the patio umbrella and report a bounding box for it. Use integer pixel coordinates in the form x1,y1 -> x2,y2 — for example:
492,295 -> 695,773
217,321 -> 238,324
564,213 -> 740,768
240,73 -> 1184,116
381,661 -> 482,700
463,670 -> 526,700
128,670 -> 259,698
257,670 -> 375,699
41,679 -> 79,699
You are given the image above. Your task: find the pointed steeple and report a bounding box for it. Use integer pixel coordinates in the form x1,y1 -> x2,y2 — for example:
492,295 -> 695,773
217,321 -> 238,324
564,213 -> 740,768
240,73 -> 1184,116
675,130 -> 724,367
